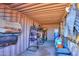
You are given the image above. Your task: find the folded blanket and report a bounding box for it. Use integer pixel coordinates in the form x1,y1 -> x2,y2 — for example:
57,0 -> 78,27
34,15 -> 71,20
0,27 -> 21,33
6,22 -> 22,30
0,19 -> 22,30
0,28 -> 6,33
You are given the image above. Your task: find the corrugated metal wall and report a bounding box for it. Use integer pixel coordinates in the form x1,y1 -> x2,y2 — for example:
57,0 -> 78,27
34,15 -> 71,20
0,4 -> 39,56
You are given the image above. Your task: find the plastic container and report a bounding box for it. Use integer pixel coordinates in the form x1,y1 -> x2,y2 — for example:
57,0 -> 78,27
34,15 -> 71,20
58,44 -> 63,48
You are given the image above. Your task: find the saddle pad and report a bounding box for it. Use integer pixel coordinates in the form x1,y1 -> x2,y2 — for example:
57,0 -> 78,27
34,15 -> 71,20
56,48 -> 71,54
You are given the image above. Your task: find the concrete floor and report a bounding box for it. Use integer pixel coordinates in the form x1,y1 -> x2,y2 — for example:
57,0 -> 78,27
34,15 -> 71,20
20,40 -> 56,56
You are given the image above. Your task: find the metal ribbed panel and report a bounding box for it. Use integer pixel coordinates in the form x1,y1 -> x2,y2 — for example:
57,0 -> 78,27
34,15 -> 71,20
0,4 -> 39,56
22,16 -> 27,51
3,46 -> 11,56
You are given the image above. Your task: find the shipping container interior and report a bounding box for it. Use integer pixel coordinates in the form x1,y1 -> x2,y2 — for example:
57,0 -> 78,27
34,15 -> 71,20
0,3 -> 79,56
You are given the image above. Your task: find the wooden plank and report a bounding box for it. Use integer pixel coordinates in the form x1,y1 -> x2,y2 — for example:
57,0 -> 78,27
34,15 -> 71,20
14,3 -> 38,10
30,12 -> 64,18
18,3 -> 53,11
27,10 -> 64,16
36,18 -> 61,22
22,7 -> 65,14
19,3 -> 66,12
34,17 -> 61,21
38,18 -> 60,23
41,22 -> 60,25
34,17 -> 61,20
13,3 -> 36,9
34,16 -> 62,24
10,3 -> 24,7
36,21 -> 60,24
24,5 -> 65,12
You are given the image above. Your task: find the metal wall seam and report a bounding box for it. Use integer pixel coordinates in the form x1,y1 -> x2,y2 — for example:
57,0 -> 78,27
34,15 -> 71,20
15,13 -> 21,55
15,11 -> 18,55
24,15 -> 27,51
21,15 -> 24,53
18,13 -> 22,55
22,15 -> 26,51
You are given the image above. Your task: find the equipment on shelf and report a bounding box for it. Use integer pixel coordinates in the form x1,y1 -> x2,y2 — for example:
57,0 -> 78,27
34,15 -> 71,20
28,25 -> 47,51
42,28 -> 47,42
37,25 -> 43,44
53,29 -> 59,40
53,29 -> 64,48
0,19 -> 22,47
37,25 -> 47,44
28,24 -> 39,51
54,35 -> 63,48
0,33 -> 20,47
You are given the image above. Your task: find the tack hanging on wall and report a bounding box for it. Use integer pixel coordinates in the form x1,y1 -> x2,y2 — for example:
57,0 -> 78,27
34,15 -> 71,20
0,7 -> 22,47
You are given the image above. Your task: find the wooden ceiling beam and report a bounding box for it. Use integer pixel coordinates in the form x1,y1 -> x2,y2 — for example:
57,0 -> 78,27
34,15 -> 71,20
29,17 -> 63,20
21,6 -> 65,13
31,14 -> 63,18
35,19 -> 61,22
10,3 -> 21,6
41,22 -> 60,25
26,4 -> 66,11
39,21 -> 61,25
30,12 -> 64,17
4,3 -> 67,25
34,19 -> 61,23
29,10 -> 64,16
35,17 -> 60,19
19,3 -> 66,12
24,10 -> 64,16
25,3 -> 57,10
22,9 -> 65,15
13,3 -> 39,9
18,3 -> 53,11
10,3 -> 24,7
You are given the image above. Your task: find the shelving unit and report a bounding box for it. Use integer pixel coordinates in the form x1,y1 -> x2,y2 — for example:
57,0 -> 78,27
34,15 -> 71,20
0,5 -> 21,49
